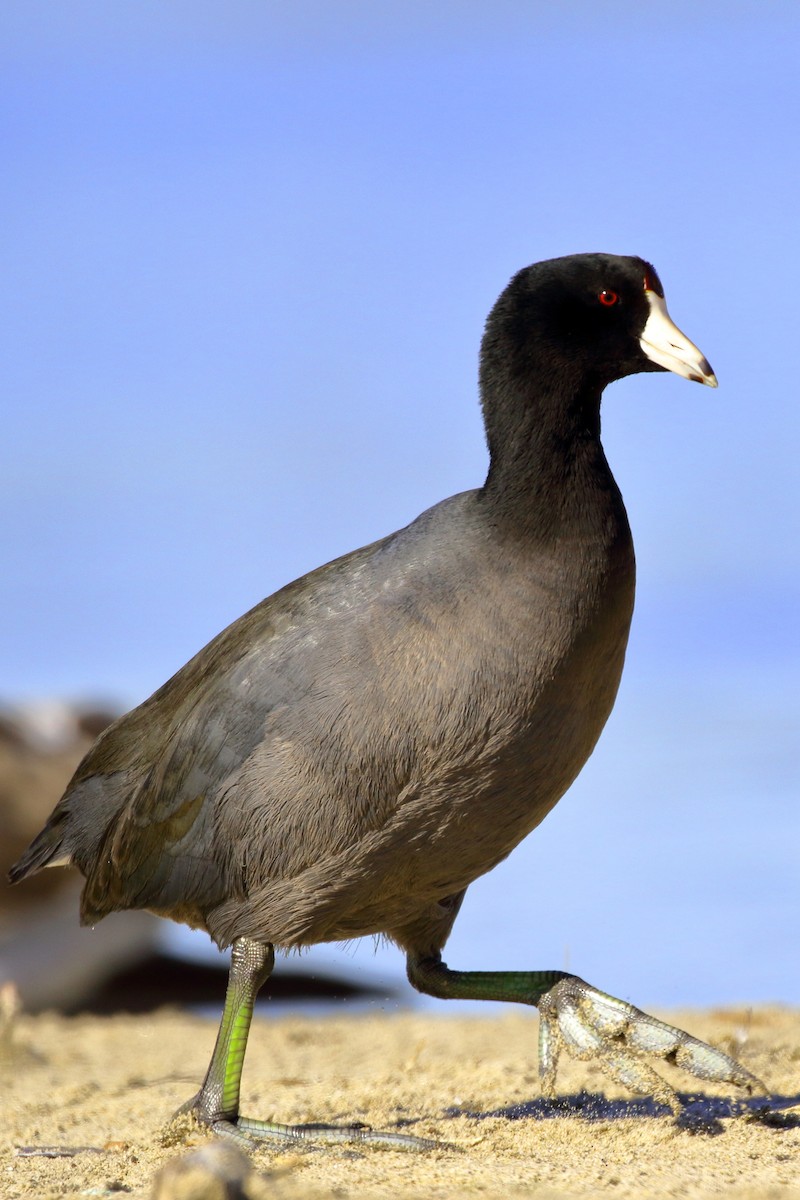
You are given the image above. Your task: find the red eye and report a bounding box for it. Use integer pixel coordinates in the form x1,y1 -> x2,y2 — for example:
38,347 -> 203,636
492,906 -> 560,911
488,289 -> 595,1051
598,290 -> 619,306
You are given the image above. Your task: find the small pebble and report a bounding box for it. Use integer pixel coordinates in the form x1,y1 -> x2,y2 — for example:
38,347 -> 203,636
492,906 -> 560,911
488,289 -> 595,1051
151,1140 -> 273,1200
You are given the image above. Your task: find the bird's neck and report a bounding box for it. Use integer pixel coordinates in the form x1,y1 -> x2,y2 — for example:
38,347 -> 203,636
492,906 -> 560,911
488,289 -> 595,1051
479,379 -> 625,544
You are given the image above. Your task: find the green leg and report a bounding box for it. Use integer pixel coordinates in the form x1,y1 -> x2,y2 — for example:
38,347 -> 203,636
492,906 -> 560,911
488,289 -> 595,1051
408,953 -> 566,1005
407,952 -> 766,1109
194,937 -> 275,1127
184,935 -> 444,1151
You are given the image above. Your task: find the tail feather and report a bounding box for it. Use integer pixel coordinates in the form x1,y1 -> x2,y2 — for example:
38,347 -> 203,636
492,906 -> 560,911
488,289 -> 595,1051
7,817 -> 69,884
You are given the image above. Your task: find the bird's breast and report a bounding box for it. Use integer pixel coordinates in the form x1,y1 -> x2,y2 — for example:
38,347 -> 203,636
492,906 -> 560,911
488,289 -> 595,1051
376,531 -> 636,892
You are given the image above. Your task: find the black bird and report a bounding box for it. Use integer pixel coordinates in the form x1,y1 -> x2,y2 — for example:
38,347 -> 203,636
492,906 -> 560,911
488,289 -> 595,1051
10,253 -> 765,1149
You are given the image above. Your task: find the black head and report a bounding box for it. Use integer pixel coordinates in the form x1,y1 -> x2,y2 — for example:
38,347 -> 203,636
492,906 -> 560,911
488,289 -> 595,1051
479,253 -> 716,471
481,252 -> 715,400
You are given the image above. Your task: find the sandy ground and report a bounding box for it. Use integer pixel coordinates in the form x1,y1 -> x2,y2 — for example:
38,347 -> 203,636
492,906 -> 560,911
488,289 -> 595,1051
2,1004 -> 800,1200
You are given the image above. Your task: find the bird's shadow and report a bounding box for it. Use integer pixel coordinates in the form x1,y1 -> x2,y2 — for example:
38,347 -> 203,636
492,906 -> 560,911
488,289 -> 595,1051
442,1092 -> 800,1137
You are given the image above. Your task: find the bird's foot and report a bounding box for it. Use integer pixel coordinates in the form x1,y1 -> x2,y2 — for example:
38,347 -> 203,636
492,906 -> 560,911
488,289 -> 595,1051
176,1095 -> 444,1153
537,975 -> 767,1110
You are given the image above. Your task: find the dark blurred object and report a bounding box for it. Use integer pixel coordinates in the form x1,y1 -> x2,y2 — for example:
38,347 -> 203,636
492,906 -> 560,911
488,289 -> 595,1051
61,950 -> 395,1016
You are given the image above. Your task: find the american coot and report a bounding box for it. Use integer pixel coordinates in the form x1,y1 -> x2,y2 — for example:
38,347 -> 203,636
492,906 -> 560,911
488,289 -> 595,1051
10,254 -> 765,1149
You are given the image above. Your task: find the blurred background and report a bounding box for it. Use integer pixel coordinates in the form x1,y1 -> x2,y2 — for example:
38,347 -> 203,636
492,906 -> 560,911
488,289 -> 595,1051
1,1 -> 798,1017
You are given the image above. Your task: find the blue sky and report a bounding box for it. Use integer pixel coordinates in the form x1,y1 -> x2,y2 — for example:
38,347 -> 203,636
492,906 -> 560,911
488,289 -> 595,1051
4,0 -> 798,700
3,3 -> 798,1004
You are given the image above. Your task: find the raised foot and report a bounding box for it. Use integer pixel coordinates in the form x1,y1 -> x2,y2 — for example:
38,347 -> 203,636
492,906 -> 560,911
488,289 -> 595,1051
537,976 -> 767,1111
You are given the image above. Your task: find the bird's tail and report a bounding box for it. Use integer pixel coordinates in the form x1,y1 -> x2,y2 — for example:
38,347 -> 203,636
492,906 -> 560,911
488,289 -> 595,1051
7,814 -> 70,885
